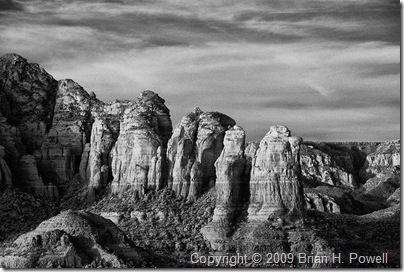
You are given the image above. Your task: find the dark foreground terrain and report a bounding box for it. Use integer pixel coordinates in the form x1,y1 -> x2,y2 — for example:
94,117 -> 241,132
0,54 -> 400,268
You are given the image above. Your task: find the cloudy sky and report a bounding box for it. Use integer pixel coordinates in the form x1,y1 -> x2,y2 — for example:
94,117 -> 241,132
0,0 -> 400,142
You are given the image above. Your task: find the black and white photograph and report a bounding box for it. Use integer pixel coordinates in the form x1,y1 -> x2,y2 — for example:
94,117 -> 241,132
0,0 -> 400,268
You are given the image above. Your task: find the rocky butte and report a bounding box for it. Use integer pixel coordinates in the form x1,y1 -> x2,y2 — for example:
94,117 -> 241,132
0,54 -> 400,268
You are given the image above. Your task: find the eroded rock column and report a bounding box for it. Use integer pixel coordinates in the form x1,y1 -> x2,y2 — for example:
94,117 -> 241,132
247,125 -> 305,221
167,108 -> 236,202
211,125 -> 246,222
201,125 -> 246,250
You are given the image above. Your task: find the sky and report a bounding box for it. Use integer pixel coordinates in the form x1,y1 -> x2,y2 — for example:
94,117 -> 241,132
0,0 -> 400,142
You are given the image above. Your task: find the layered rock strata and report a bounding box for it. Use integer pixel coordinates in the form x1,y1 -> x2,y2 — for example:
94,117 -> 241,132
211,125 -> 246,222
359,140 -> 400,181
110,91 -> 172,197
247,125 -> 305,221
34,141 -> 74,185
300,143 -> 358,188
167,108 -> 236,202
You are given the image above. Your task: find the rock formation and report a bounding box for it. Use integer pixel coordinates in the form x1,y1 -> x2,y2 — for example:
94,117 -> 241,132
49,79 -> 93,157
87,118 -> 118,193
386,188 -> 400,206
211,125 -> 246,222
359,140 -> 400,181
167,108 -> 236,202
355,172 -> 400,203
0,53 -> 58,152
200,125 -> 246,249
0,210 -> 144,268
247,125 -> 305,221
34,141 -> 74,185
300,143 -> 358,188
17,155 -> 59,198
0,116 -> 25,166
305,192 -> 341,213
110,91 -> 172,197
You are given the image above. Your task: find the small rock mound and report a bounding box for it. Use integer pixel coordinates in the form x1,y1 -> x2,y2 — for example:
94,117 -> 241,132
0,210 -> 145,268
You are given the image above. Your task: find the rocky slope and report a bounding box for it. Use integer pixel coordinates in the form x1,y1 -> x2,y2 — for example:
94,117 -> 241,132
0,54 -> 400,268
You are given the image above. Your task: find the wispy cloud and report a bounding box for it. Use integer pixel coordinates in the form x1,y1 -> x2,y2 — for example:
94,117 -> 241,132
0,0 -> 400,141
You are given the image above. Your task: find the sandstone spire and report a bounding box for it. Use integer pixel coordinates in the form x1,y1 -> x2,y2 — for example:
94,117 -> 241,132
166,108 -> 236,202
247,125 -> 305,221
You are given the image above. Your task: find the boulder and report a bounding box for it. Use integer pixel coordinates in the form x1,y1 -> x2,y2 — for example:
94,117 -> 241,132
247,125 -> 305,221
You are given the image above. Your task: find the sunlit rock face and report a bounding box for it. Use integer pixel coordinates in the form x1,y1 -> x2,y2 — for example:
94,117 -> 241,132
247,125 -> 305,221
167,108 -> 236,202
0,53 -> 58,152
300,144 -> 358,188
110,91 -> 172,197
359,140 -> 400,181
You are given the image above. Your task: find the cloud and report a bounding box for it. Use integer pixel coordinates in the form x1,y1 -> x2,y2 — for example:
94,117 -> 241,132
0,0 -> 23,12
0,0 -> 399,142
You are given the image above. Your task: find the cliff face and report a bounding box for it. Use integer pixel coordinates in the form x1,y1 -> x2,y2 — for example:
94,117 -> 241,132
359,140 -> 400,181
248,125 -> 305,221
300,143 -> 358,188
